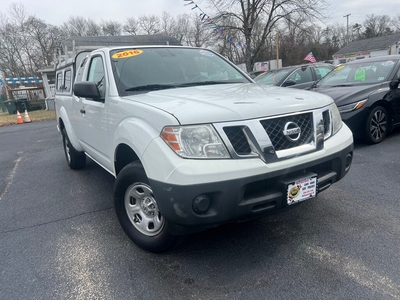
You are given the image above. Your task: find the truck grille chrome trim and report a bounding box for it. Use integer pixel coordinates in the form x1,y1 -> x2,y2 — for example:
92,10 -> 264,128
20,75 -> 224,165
213,107 -> 329,163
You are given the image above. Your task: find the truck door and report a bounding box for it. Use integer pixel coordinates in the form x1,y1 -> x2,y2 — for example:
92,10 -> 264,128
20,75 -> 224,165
74,54 -> 111,168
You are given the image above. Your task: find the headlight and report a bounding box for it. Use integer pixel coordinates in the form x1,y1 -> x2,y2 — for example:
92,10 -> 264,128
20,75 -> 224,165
338,99 -> 367,114
330,103 -> 343,136
161,125 -> 230,159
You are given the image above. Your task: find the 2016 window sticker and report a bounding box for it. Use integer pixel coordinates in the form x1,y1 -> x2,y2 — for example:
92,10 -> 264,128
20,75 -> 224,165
112,50 -> 143,59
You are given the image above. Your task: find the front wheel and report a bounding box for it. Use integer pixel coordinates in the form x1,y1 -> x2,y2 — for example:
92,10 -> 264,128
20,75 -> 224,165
364,106 -> 389,144
114,161 -> 175,253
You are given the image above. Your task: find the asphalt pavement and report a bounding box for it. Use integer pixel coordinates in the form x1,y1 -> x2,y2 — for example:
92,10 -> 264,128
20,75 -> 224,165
1,120 -> 400,299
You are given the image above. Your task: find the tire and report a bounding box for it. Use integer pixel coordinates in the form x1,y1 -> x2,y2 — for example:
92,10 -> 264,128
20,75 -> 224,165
364,106 -> 389,144
113,161 -> 175,253
62,128 -> 86,169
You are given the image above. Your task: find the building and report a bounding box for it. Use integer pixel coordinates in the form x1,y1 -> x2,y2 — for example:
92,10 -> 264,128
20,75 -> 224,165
333,33 -> 400,65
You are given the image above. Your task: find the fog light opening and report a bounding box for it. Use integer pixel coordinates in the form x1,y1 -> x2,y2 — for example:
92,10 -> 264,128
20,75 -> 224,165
345,152 -> 353,172
192,194 -> 211,215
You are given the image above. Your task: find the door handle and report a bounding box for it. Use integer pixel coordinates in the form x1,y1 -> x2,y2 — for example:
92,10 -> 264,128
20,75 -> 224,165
80,108 -> 86,114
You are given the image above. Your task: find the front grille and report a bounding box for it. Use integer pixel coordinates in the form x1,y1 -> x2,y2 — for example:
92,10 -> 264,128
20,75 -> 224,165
260,113 -> 313,151
223,126 -> 251,155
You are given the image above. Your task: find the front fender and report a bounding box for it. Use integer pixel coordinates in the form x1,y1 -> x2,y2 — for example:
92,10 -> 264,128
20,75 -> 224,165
112,116 -> 176,175
59,106 -> 84,152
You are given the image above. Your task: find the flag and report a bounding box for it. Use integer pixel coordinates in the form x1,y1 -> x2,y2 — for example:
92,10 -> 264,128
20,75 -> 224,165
260,62 -> 267,71
304,52 -> 316,63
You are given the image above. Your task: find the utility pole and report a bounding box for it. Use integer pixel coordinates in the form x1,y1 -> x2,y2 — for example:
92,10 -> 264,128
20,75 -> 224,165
276,33 -> 279,68
343,13 -> 351,45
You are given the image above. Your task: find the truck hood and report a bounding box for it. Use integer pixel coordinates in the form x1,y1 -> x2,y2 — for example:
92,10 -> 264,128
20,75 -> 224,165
122,83 -> 333,124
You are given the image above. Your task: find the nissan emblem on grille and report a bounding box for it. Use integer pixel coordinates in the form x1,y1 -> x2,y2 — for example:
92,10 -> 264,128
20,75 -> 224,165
283,122 -> 301,142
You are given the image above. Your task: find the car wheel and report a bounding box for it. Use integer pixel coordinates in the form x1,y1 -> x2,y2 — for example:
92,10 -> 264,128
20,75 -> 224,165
364,106 -> 389,144
62,128 -> 86,169
114,161 -> 175,253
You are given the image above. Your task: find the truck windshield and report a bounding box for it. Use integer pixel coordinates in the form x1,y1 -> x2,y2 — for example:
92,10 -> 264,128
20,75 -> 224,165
110,47 -> 250,95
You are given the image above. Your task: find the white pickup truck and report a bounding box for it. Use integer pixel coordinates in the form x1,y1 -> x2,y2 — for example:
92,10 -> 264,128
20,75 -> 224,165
55,45 -> 353,252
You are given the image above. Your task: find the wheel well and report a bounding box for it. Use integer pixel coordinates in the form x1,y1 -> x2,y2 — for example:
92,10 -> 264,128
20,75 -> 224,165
114,144 -> 140,175
59,118 -> 65,131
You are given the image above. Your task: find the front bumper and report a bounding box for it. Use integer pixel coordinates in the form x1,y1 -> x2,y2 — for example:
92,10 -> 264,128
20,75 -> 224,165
149,142 -> 353,235
340,108 -> 369,139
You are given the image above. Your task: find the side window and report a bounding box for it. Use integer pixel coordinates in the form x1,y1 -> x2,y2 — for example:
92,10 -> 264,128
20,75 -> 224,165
287,67 -> 313,84
315,66 -> 333,80
76,58 -> 87,83
87,56 -> 105,100
56,72 -> 63,92
64,69 -> 71,92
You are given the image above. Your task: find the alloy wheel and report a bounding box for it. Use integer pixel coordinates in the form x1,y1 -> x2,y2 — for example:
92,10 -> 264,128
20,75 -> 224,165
369,109 -> 387,142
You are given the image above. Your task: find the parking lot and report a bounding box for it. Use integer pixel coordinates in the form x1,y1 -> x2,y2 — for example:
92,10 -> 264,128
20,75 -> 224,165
1,120 -> 400,299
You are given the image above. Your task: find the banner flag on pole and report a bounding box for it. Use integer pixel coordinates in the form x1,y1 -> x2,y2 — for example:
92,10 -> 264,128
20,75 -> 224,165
304,52 -> 316,63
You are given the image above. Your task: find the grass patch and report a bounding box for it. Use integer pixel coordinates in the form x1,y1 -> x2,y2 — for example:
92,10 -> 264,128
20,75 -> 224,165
0,110 -> 56,127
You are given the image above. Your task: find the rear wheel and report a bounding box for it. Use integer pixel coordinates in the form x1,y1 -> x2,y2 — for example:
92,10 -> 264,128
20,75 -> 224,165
364,106 -> 389,144
114,161 -> 175,253
62,128 -> 86,169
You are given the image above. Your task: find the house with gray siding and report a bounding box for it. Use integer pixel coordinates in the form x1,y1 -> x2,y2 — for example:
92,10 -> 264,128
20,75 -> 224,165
333,33 -> 400,65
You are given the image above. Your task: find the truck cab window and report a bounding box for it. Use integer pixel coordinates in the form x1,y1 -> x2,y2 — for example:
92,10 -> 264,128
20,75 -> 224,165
56,72 -> 63,92
64,70 -> 71,92
76,58 -> 87,83
87,56 -> 105,100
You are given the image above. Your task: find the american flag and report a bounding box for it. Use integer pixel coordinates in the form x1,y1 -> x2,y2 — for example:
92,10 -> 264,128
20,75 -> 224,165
304,52 -> 316,63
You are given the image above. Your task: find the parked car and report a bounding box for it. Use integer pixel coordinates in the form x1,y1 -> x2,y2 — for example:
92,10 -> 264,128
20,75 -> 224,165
313,55 -> 400,144
248,70 -> 266,79
254,63 -> 334,89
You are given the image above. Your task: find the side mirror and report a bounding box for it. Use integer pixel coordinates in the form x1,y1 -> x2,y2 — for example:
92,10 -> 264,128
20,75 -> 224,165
74,82 -> 101,101
389,79 -> 400,90
282,80 -> 296,87
310,81 -> 318,89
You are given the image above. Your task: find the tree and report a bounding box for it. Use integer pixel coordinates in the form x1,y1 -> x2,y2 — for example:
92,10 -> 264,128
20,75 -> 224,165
137,15 -> 160,35
60,16 -> 88,37
391,13 -> 400,33
206,0 -> 328,71
123,17 -> 138,35
24,16 -> 61,68
363,14 -> 392,38
0,3 -> 60,77
101,20 -> 122,36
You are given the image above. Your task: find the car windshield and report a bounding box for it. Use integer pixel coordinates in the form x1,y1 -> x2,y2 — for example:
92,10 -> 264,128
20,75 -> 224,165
317,59 -> 398,87
110,47 -> 250,95
254,69 -> 289,85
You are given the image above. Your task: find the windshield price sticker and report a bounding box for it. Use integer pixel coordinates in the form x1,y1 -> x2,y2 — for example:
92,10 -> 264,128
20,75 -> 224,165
334,65 -> 344,71
112,50 -> 143,59
287,176 -> 317,205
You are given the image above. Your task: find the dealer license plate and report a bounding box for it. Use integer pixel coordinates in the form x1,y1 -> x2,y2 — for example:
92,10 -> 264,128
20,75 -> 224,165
287,176 -> 317,205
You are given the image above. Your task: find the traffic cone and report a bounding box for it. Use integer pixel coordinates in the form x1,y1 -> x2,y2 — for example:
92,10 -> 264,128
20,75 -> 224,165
16,110 -> 24,124
24,110 -> 32,123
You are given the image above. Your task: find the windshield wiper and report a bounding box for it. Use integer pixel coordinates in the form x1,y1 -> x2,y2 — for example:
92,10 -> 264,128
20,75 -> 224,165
125,84 -> 177,92
178,81 -> 241,87
329,84 -> 354,87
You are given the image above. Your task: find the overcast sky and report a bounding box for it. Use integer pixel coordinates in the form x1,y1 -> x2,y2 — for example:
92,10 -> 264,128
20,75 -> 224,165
2,0 -> 399,28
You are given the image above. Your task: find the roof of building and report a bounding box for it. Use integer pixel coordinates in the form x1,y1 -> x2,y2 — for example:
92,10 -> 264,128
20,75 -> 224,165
60,34 -> 182,51
334,33 -> 400,56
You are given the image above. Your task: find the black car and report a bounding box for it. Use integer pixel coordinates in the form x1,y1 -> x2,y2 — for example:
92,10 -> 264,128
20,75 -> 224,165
313,55 -> 400,144
254,63 -> 334,89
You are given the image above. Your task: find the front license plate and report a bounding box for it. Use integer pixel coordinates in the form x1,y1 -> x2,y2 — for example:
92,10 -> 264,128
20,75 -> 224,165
287,176 -> 317,205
